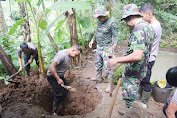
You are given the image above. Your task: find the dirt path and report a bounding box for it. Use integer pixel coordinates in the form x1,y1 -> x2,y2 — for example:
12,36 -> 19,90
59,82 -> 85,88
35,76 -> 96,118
151,49 -> 177,81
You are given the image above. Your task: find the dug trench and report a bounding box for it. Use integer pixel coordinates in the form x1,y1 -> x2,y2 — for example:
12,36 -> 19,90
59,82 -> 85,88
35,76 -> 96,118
0,69 -> 102,117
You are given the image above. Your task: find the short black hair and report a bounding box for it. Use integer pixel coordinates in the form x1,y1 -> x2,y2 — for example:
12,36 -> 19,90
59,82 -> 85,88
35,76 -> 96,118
72,44 -> 82,53
139,3 -> 154,15
166,66 -> 177,87
20,43 -> 28,50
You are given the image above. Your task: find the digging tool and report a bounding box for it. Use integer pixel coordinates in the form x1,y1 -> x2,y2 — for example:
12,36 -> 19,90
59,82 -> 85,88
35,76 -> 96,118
7,62 -> 29,82
108,78 -> 122,118
61,84 -> 76,92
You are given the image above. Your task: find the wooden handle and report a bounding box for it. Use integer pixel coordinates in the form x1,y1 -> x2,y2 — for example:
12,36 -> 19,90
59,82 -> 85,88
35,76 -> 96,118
61,84 -> 76,92
7,62 -> 29,81
108,78 -> 122,118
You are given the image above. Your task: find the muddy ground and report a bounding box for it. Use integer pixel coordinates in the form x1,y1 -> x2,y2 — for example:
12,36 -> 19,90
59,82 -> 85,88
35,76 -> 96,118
0,41 -> 170,118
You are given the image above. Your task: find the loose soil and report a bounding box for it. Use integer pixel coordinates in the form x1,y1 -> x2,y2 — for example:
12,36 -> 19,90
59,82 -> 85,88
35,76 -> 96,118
0,40 -> 173,118
0,68 -> 102,118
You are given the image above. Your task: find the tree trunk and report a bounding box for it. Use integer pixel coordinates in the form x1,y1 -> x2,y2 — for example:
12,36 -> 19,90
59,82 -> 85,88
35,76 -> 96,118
0,45 -> 18,76
18,2 -> 31,42
0,1 -> 8,37
42,0 -> 58,53
66,8 -> 80,65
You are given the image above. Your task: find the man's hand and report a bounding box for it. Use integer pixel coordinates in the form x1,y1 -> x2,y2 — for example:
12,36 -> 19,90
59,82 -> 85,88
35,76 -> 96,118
108,58 -> 118,68
28,58 -> 33,64
111,43 -> 117,50
19,66 -> 23,71
89,39 -> 94,49
57,79 -> 64,85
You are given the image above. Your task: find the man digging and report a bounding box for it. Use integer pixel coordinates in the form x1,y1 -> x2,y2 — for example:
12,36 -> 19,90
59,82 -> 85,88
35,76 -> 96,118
108,4 -> 154,117
89,6 -> 119,93
17,42 -> 39,77
47,45 -> 82,115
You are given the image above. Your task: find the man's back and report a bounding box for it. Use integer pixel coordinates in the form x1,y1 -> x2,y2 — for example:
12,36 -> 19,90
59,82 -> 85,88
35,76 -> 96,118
149,20 -> 162,62
47,49 -> 70,77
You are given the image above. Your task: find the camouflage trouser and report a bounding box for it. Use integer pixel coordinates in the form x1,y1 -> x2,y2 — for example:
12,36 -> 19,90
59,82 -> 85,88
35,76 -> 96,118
95,47 -> 113,74
122,73 -> 142,108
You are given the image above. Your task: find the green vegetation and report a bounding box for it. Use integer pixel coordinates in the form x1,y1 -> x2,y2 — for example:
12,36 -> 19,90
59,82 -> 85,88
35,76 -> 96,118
113,64 -> 124,85
0,0 -> 176,80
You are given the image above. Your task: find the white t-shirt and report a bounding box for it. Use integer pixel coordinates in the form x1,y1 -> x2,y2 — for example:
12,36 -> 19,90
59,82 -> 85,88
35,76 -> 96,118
149,20 -> 162,62
47,49 -> 70,77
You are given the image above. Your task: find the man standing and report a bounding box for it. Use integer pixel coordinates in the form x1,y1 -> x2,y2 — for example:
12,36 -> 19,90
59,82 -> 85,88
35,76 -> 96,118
17,42 -> 39,77
47,45 -> 82,115
89,6 -> 118,93
139,3 -> 162,106
108,4 -> 154,110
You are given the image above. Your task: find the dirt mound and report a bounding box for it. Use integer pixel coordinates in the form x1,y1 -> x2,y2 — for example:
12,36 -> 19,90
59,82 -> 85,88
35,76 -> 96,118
0,79 -> 7,93
0,70 -> 53,112
58,81 -> 102,115
0,69 -> 102,117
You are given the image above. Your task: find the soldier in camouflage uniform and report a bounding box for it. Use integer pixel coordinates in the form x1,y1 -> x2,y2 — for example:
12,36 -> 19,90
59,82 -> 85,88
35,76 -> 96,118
108,4 -> 154,116
89,6 -> 119,93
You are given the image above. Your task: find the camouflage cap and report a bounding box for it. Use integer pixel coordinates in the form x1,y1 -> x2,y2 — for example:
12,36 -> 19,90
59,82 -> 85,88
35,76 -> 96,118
93,6 -> 109,18
121,4 -> 142,20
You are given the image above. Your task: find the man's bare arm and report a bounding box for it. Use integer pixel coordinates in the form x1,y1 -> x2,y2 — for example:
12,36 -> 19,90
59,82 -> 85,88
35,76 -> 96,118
108,49 -> 144,68
166,100 -> 177,118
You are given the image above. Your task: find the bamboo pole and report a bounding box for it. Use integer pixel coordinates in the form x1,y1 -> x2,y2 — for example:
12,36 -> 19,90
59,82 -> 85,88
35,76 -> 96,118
108,78 -> 122,118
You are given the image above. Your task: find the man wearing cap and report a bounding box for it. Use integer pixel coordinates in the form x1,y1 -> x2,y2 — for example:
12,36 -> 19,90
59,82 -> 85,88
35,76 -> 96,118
89,6 -> 118,93
108,4 -> 154,116
138,3 -> 162,106
17,42 -> 39,77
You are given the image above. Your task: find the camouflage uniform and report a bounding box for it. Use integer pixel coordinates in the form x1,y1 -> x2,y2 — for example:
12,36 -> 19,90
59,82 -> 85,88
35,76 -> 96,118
122,20 -> 154,108
93,18 -> 118,75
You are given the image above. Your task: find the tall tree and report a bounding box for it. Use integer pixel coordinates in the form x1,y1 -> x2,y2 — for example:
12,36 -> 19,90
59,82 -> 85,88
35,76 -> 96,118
18,2 -> 31,42
0,46 -> 18,76
42,0 -> 58,53
66,8 -> 80,65
0,1 -> 18,76
0,1 -> 8,37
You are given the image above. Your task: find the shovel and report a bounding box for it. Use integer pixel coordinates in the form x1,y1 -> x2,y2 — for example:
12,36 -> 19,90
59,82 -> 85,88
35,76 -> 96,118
61,84 -> 77,92
7,62 -> 30,82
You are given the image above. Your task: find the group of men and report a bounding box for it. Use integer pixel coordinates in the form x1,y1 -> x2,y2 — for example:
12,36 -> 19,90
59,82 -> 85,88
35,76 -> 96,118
15,3 -> 177,117
89,2 -> 161,113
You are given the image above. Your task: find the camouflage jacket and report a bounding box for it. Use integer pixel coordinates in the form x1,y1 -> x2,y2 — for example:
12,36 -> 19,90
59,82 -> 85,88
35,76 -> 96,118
93,18 -> 119,48
123,20 -> 154,79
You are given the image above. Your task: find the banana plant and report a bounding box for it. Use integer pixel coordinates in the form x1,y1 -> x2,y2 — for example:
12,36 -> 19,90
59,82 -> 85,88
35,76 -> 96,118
15,0 -> 46,78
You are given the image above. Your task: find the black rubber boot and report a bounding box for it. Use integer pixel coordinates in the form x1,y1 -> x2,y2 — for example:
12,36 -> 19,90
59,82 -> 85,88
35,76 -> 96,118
25,71 -> 30,77
141,90 -> 152,106
52,101 -> 59,115
138,86 -> 143,100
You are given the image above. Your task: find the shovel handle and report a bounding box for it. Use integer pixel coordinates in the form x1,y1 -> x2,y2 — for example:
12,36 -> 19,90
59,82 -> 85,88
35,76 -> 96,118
7,62 -> 30,81
108,78 -> 122,118
61,84 -> 76,92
